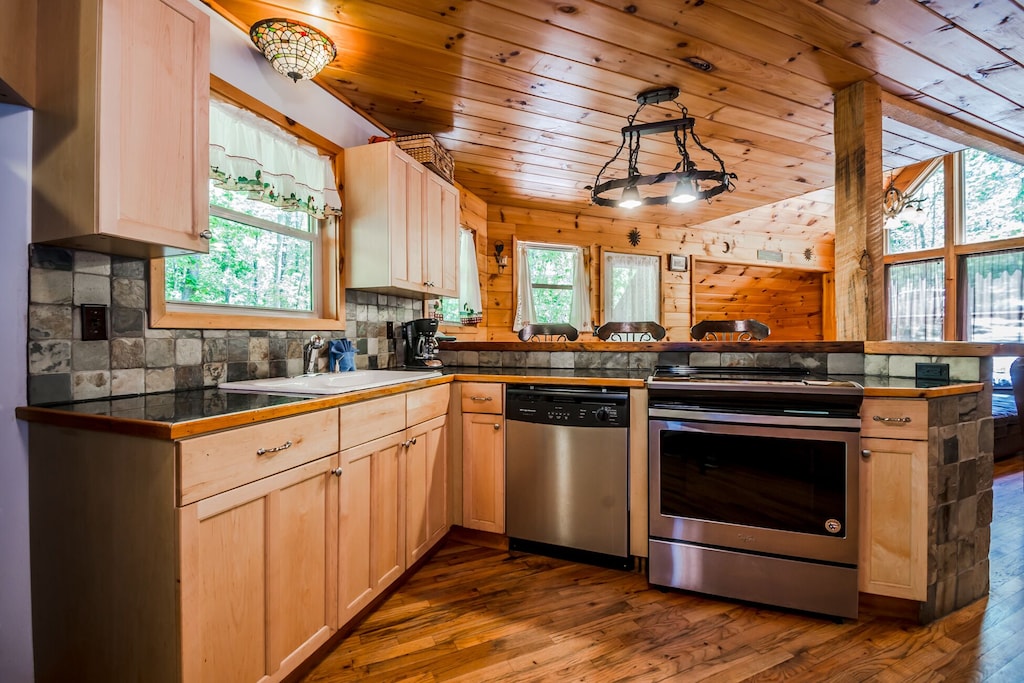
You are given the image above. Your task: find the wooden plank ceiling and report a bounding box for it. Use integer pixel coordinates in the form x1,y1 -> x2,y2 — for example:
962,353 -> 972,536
209,0 -> 1024,233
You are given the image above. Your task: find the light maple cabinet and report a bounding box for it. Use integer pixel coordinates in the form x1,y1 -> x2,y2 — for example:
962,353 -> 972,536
859,398 -> 929,601
26,408 -> 340,683
344,141 -> 458,298
34,0 -> 210,258
461,382 -> 505,534
336,384 -> 450,624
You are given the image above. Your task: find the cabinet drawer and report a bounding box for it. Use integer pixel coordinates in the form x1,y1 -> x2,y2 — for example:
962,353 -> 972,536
339,394 -> 406,450
860,398 -> 928,441
179,409 -> 339,505
461,382 -> 503,414
407,384 -> 450,425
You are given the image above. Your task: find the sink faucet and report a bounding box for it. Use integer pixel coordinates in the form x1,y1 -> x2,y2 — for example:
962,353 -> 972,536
303,335 -> 325,374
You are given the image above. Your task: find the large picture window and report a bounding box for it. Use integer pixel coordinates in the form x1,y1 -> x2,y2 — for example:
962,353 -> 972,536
883,148 -> 1024,343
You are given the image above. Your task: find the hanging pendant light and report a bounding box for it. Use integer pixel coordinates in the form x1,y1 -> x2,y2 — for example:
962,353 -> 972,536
591,86 -> 737,210
250,18 -> 337,83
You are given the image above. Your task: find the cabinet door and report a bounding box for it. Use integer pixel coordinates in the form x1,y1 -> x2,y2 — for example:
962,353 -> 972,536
338,431 -> 405,625
422,172 -> 459,298
389,154 -> 426,292
859,437 -> 928,600
406,415 -> 449,565
462,413 -> 505,534
180,457 -> 336,683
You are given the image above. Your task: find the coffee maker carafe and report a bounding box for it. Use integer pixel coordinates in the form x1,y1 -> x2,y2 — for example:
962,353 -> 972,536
402,318 -> 442,368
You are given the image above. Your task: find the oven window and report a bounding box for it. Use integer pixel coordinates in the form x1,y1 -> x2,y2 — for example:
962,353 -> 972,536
659,430 -> 847,536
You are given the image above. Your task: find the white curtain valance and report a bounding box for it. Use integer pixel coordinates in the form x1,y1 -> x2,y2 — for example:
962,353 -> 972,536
209,99 -> 342,219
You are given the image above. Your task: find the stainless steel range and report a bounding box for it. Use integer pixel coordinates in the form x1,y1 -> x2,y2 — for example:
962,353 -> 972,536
647,366 -> 864,619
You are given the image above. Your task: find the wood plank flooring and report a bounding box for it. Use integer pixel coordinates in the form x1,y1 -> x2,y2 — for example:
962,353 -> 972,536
301,454 -> 1023,682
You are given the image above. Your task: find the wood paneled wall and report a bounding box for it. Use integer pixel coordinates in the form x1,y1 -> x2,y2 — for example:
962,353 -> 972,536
483,189 -> 836,342
691,260 -> 824,341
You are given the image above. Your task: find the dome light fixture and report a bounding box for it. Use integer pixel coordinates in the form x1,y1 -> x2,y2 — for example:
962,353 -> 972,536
249,18 -> 337,83
591,86 -> 737,210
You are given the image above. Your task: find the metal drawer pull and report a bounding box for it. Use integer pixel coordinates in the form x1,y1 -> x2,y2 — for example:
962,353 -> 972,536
256,440 -> 292,456
872,415 -> 912,424
470,396 -> 493,401
331,467 -> 343,477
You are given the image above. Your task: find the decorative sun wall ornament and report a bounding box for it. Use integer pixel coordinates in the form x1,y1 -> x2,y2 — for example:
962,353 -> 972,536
628,228 -> 641,246
250,18 -> 337,83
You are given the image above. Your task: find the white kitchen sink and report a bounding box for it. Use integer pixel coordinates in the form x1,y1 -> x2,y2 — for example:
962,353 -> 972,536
218,369 -> 442,395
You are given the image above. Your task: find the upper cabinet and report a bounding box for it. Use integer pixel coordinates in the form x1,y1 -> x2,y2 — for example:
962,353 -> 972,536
344,141 -> 458,299
33,0 -> 210,258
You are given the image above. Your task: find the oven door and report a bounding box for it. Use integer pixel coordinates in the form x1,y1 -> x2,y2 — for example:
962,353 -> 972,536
649,416 -> 859,566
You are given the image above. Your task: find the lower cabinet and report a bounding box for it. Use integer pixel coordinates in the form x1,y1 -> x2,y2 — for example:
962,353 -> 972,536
180,456 -> 338,683
337,431 -> 406,625
406,415 -> 449,565
858,398 -> 930,601
859,436 -> 928,600
462,412 -> 505,534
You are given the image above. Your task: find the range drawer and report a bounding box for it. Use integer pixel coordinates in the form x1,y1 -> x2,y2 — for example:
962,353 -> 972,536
860,398 -> 928,441
178,409 -> 339,505
460,382 -> 503,414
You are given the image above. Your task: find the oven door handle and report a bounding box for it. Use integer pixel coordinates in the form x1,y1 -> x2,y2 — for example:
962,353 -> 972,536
648,407 -> 862,430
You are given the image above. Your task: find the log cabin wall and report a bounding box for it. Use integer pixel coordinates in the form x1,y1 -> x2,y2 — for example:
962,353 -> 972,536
481,189 -> 836,342
691,260 -> 825,341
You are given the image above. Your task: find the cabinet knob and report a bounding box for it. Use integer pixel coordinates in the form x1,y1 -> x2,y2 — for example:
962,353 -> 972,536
861,449 -> 871,459
494,423 -> 500,430
403,438 -> 418,448
256,440 -> 292,456
199,229 -> 213,240
331,467 -> 343,477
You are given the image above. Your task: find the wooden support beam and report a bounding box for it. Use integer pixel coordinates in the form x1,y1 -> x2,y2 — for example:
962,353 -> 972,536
881,91 -> 1024,167
834,82 -> 885,341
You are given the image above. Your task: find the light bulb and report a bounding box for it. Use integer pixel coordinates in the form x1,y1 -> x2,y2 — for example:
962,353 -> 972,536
670,179 -> 697,204
618,186 -> 642,209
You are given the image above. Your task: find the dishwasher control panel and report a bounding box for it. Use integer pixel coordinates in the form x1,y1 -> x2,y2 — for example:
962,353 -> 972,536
505,386 -> 629,428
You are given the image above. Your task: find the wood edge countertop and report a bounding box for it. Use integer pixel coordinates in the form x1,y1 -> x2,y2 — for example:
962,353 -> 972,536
15,370 -> 985,441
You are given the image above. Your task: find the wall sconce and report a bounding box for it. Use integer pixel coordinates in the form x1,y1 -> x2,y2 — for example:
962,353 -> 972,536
494,240 -> 509,273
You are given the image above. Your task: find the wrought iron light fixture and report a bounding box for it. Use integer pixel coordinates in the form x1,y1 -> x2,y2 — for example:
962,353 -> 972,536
494,240 -> 508,273
882,177 -> 926,228
250,18 -> 337,83
591,86 -> 737,209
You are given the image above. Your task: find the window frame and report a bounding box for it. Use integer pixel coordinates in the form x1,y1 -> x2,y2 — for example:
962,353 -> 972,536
514,239 -> 591,329
149,77 -> 345,331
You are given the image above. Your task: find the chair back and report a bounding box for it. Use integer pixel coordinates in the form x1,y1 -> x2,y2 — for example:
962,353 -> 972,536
690,319 -> 770,341
517,323 -> 579,342
595,321 -> 666,342
1010,358 -> 1024,425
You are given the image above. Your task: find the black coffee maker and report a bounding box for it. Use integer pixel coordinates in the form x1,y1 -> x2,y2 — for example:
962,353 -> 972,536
402,318 -> 442,368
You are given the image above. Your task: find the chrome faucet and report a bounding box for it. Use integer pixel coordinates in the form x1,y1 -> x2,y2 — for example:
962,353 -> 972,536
303,335 -> 325,374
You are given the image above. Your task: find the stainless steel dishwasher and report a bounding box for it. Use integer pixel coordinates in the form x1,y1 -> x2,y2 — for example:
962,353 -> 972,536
505,385 -> 631,569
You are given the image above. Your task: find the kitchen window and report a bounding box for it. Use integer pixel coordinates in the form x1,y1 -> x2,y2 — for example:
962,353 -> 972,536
884,148 -> 1024,341
602,252 -> 660,323
150,95 -> 344,330
513,240 -> 591,332
434,228 -> 483,324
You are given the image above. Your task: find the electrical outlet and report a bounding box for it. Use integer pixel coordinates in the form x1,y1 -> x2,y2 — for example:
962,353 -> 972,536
386,321 -> 394,339
81,304 -> 108,341
915,362 -> 949,382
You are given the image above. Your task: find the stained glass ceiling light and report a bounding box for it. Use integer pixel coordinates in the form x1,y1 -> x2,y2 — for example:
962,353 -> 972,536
249,18 -> 337,83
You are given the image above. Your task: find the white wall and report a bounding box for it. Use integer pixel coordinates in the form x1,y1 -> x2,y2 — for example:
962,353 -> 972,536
0,104 -> 33,682
192,0 -> 385,148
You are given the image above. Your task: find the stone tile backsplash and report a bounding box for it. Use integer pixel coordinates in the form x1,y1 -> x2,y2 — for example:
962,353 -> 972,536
27,245 -> 423,405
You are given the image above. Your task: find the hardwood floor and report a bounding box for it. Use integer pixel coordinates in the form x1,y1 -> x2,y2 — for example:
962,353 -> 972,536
302,454 -> 1023,682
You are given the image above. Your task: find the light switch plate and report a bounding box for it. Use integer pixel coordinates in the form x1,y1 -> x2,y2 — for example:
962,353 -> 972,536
81,304 -> 108,341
